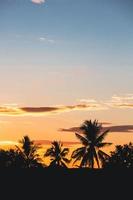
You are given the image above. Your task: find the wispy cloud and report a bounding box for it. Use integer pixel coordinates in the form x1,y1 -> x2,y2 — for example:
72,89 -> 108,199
15,34 -> 55,45
78,94 -> 133,110
107,94 -> 133,109
79,98 -> 97,103
39,37 -> 46,41
39,37 -> 55,44
31,0 -> 46,4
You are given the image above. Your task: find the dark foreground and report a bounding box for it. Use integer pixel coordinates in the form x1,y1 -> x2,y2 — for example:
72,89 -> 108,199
0,168 -> 132,199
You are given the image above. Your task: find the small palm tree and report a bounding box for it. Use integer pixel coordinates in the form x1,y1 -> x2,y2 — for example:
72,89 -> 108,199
44,141 -> 70,168
17,135 -> 42,168
71,120 -> 112,168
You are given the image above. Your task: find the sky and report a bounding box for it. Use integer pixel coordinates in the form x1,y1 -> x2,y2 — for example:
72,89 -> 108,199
0,0 -> 133,146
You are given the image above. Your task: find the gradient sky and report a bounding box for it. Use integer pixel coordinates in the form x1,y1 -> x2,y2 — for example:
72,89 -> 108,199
0,0 -> 133,145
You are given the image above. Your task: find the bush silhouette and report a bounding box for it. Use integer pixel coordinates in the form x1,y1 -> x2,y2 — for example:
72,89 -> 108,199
103,143 -> 133,169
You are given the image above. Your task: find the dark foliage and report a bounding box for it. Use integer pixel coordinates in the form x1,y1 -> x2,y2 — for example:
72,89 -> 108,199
103,143 -> 133,168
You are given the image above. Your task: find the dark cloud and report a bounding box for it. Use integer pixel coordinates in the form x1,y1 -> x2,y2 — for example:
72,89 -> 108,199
59,127 -> 80,132
21,107 -> 59,113
21,104 -> 97,113
106,125 -> 133,133
60,125 -> 133,133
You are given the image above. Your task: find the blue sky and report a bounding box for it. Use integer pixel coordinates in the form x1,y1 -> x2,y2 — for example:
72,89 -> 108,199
0,0 -> 133,103
1,0 -> 133,68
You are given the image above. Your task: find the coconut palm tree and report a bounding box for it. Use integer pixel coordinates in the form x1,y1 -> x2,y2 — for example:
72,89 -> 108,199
44,141 -> 70,168
16,135 -> 43,168
71,120 -> 112,168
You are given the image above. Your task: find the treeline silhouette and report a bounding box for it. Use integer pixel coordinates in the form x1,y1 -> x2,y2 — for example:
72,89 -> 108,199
0,120 -> 133,169
0,120 -> 132,200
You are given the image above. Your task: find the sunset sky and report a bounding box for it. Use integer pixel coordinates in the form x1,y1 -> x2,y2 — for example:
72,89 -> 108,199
0,0 -> 133,146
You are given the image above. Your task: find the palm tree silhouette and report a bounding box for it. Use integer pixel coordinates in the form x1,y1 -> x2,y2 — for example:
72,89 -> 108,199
44,141 -> 70,168
16,135 -> 43,168
71,120 -> 112,168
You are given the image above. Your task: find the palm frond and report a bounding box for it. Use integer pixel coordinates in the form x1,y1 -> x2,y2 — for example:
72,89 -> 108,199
75,133 -> 88,146
61,148 -> 69,157
96,142 -> 112,148
62,157 -> 71,164
72,147 -> 86,165
98,150 -> 110,158
98,150 -> 110,167
44,148 -> 54,157
95,129 -> 110,144
71,147 -> 85,158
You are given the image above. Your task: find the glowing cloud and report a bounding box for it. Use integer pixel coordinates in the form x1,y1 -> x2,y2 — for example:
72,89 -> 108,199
78,94 -> 133,109
107,94 -> 133,109
0,141 -> 19,146
0,94 -> 132,117
0,103 -> 106,117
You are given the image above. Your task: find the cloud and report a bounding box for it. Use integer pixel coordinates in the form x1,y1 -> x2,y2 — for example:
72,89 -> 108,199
59,122 -> 111,132
115,104 -> 133,108
106,125 -> 133,133
0,141 -> 19,146
39,37 -> 46,41
107,94 -> 133,109
59,127 -> 80,133
79,99 -> 97,103
21,107 -> 59,113
78,94 -> 133,110
60,125 -> 133,133
0,103 -> 106,117
39,37 -> 55,44
0,94 -> 132,117
31,0 -> 46,4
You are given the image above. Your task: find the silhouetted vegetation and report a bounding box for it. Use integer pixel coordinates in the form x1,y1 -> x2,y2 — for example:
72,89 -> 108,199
0,149 -> 24,168
44,141 -> 70,168
103,143 -> 133,169
0,136 -> 43,169
0,120 -> 132,171
71,120 -> 111,168
16,135 -> 43,168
